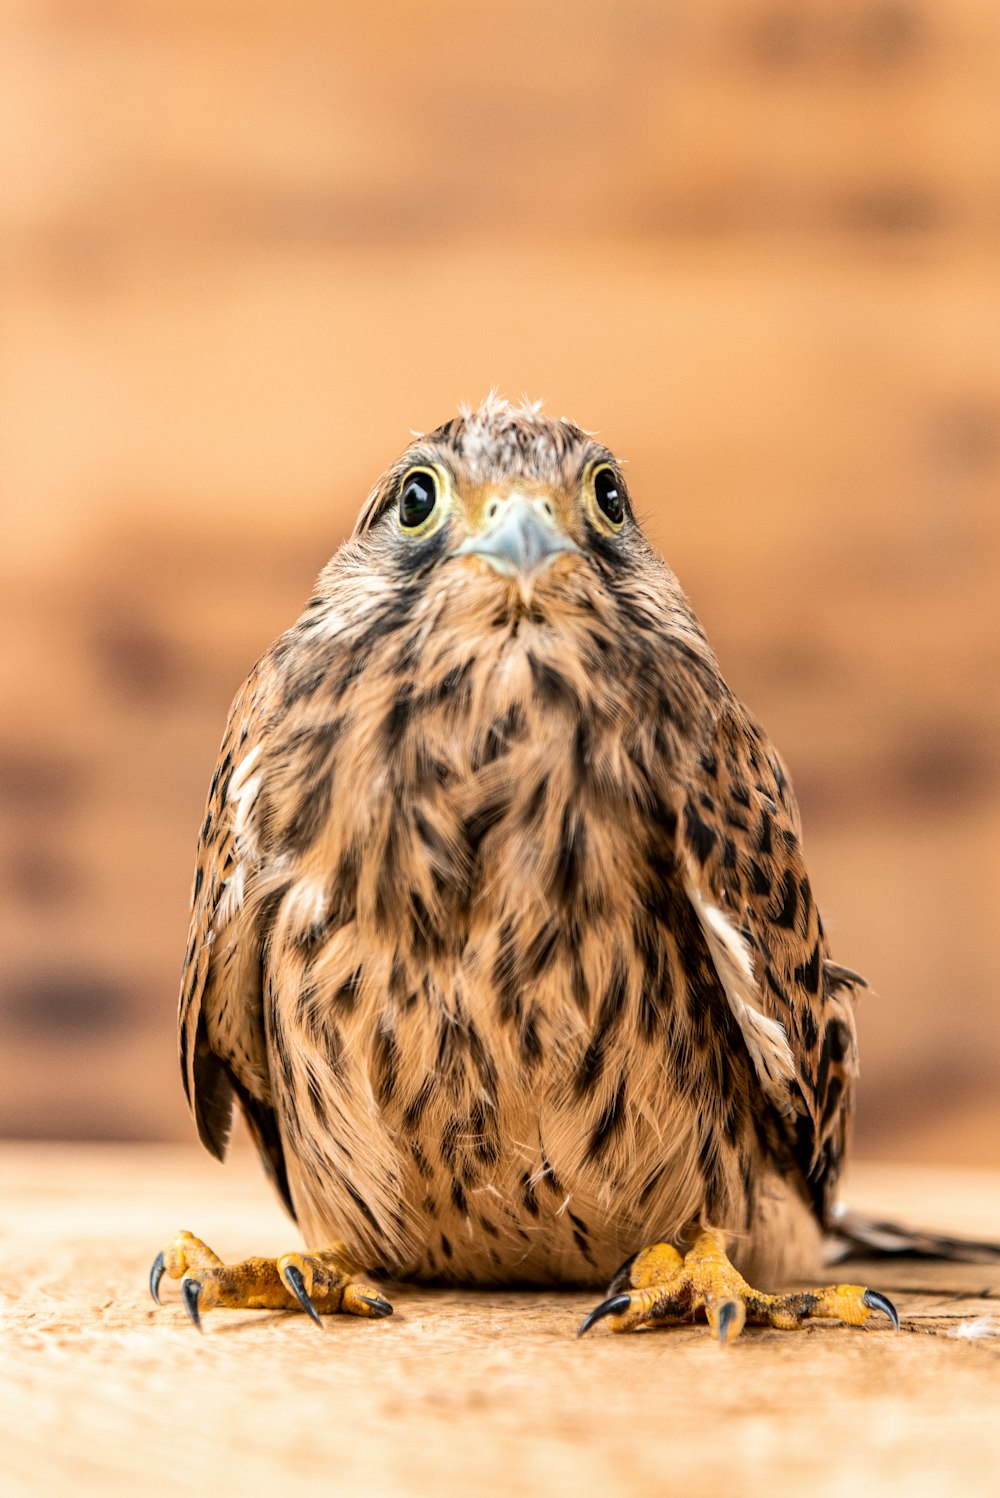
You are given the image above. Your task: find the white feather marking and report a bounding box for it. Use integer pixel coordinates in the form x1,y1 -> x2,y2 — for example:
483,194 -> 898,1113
460,401 -> 507,466
227,742 -> 262,802
459,387 -> 505,424
284,877 -> 328,933
231,771 -> 262,854
516,394 -> 546,417
683,865 -> 796,1105
216,860 -> 247,926
309,606 -> 347,640
227,745 -> 265,856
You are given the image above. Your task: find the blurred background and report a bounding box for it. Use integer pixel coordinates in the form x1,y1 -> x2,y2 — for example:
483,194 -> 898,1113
0,0 -> 997,1165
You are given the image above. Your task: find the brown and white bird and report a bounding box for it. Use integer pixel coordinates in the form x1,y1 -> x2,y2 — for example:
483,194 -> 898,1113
152,395 -> 902,1339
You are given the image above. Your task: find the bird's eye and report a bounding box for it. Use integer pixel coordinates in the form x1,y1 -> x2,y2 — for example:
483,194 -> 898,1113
398,468 -> 440,530
593,465 -> 624,529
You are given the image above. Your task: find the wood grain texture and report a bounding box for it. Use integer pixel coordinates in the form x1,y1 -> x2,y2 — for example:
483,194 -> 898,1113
1,1144 -> 999,1497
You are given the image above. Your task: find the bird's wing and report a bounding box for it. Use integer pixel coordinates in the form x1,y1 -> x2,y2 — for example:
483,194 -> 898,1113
177,657 -> 294,1215
678,696 -> 862,1224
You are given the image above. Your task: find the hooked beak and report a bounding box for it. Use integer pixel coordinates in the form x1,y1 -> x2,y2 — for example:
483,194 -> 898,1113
450,495 -> 579,580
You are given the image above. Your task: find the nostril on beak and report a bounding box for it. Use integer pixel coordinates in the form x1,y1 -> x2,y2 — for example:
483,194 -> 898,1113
450,494 -> 579,579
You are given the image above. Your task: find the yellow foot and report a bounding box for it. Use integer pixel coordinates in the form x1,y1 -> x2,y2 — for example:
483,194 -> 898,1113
578,1229 -> 899,1342
149,1231 -> 393,1331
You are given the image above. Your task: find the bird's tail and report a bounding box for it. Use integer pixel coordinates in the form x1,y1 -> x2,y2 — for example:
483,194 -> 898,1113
830,1206 -> 1000,1265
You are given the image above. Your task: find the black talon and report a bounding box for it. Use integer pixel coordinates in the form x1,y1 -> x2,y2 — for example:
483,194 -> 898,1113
607,1252 -> 639,1295
357,1294 -> 394,1319
863,1289 -> 900,1332
716,1299 -> 740,1344
281,1263 -> 323,1327
149,1252 -> 165,1306
182,1277 -> 204,1332
578,1292 -> 632,1338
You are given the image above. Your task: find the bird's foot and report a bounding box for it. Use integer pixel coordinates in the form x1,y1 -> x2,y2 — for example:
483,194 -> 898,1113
149,1230 -> 394,1330
578,1228 -> 899,1342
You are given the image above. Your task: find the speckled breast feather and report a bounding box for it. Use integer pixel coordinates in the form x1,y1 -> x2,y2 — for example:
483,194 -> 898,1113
178,395 -> 862,1290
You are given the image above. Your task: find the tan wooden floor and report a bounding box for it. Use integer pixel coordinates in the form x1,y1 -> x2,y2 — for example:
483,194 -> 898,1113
1,1144 -> 998,1498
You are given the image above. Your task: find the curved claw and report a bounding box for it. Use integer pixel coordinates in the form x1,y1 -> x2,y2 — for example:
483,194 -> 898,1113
578,1292 -> 632,1338
149,1251 -> 166,1306
606,1252 -> 639,1296
182,1277 -> 204,1332
356,1293 -> 394,1319
863,1289 -> 900,1332
281,1263 -> 323,1327
715,1298 -> 743,1344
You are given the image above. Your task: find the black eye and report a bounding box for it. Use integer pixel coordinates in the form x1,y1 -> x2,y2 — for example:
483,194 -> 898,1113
593,466 -> 624,527
398,468 -> 439,529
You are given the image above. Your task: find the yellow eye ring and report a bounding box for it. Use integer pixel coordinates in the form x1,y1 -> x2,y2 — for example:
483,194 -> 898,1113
397,465 -> 447,534
587,463 -> 625,531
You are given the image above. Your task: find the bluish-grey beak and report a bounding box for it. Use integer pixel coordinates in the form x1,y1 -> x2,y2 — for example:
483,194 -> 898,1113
451,496 -> 579,579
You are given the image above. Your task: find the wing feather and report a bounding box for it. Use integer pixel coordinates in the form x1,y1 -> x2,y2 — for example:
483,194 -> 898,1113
679,697 -> 861,1224
177,659 -> 292,1213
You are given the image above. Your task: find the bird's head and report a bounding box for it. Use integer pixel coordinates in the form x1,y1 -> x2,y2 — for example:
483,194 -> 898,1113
297,394 -> 712,772
348,395 -> 640,617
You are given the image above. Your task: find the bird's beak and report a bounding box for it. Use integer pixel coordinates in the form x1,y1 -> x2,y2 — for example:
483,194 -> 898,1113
450,495 -> 579,580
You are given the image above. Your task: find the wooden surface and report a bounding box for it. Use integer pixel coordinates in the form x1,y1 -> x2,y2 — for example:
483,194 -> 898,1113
1,1144 -> 999,1497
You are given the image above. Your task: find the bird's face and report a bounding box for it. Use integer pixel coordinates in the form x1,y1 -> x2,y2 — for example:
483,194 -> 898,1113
389,458 -> 627,598
349,398 -> 640,621
403,469 -> 585,587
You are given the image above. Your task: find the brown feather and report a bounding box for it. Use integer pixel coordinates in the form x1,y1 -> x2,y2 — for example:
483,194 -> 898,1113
178,396 -> 862,1289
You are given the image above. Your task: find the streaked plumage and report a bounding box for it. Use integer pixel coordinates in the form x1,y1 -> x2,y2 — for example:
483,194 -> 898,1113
175,395 -> 867,1308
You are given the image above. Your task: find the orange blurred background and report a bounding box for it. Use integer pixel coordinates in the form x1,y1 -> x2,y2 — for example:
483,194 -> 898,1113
1,0 -> 997,1165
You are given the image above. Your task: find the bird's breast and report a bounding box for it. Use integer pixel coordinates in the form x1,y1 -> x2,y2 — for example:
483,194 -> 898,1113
268,625 -> 752,1284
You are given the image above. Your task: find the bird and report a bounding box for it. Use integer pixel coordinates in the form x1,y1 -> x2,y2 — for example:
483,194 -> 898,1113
151,393 -> 903,1340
